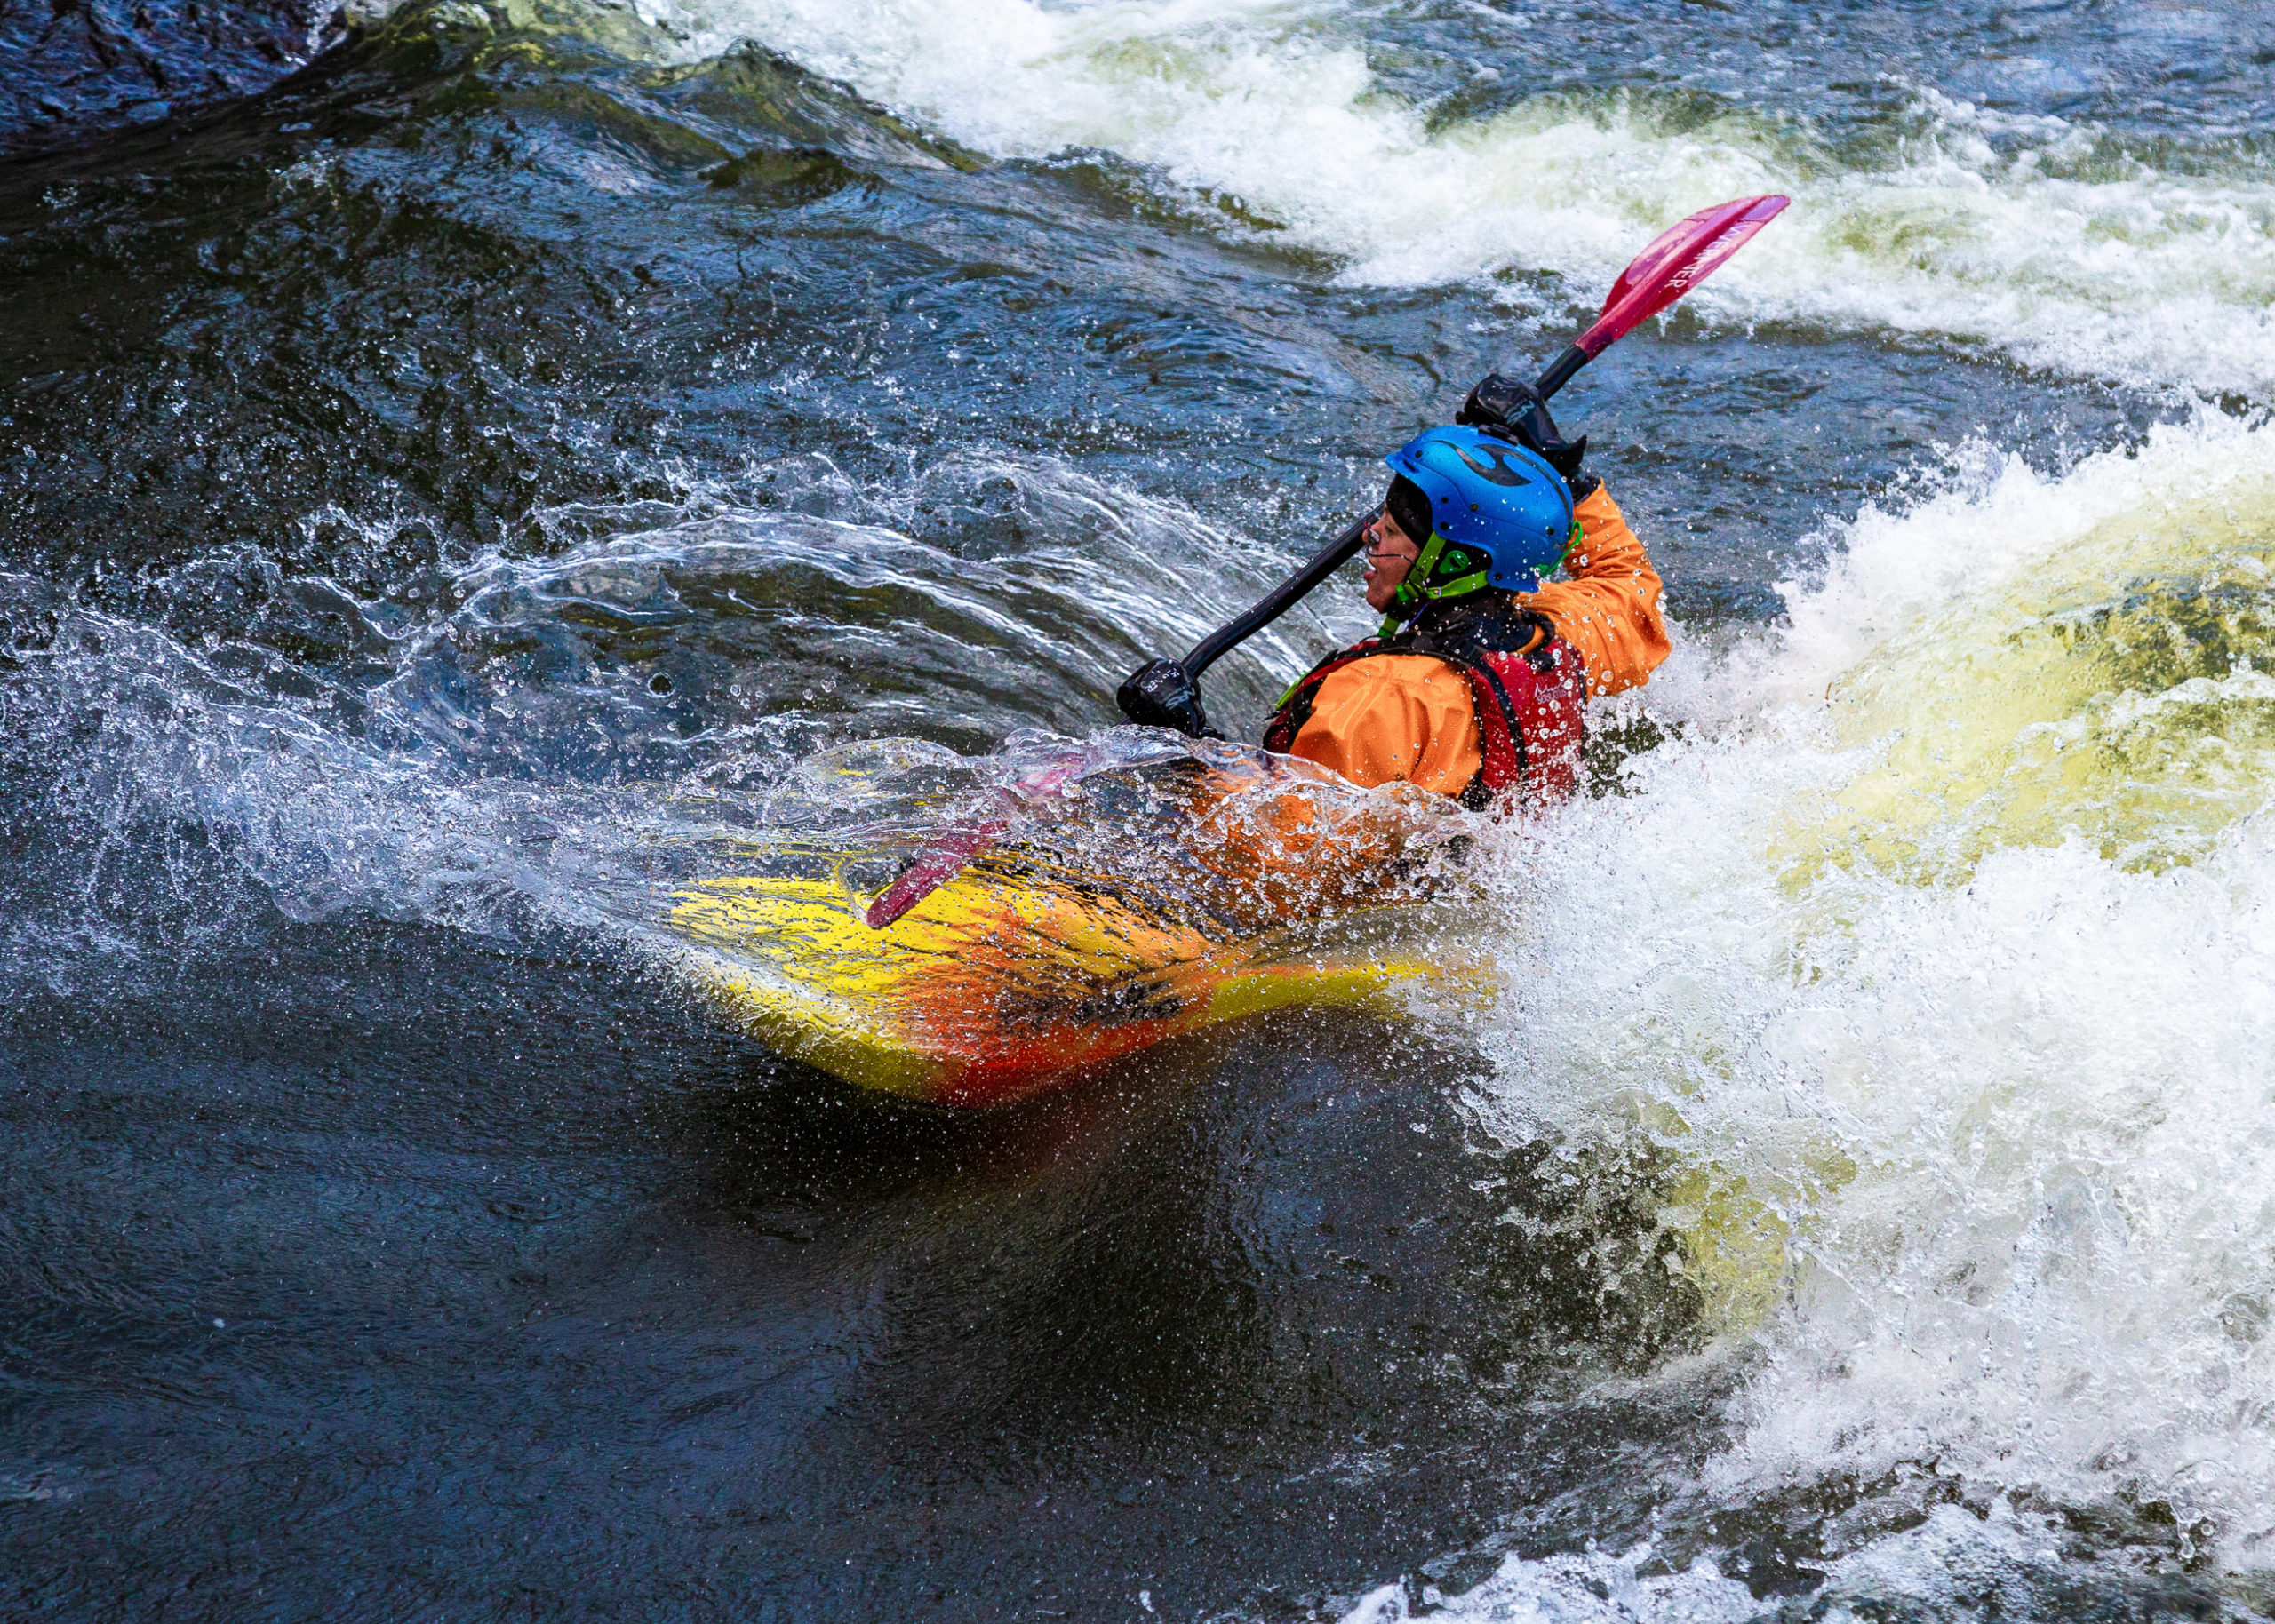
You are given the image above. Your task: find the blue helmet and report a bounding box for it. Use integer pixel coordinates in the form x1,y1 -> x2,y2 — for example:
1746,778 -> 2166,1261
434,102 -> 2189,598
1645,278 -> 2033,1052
1383,426 -> 1576,611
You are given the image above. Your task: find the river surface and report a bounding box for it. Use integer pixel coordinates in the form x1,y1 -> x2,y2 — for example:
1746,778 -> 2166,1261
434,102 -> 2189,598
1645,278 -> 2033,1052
7,1 -> 2275,1619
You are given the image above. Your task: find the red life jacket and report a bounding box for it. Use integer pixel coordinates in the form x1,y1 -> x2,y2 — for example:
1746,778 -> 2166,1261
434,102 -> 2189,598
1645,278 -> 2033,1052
1261,627 -> 1587,810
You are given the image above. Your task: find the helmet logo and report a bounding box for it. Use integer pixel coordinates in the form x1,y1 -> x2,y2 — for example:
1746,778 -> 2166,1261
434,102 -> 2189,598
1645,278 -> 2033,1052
1451,444 -> 1533,487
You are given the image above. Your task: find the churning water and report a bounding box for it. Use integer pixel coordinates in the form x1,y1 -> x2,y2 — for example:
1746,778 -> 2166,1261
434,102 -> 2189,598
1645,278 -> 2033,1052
6,0 -> 2275,1619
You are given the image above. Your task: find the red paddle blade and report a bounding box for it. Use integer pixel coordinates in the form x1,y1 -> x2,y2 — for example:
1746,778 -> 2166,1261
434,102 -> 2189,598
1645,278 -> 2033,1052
865,817 -> 1009,928
861,757 -> 1087,930
1577,194 -> 1788,359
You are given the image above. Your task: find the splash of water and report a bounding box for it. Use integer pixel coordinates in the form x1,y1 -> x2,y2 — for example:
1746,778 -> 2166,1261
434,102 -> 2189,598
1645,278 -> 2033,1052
0,449 -> 1373,987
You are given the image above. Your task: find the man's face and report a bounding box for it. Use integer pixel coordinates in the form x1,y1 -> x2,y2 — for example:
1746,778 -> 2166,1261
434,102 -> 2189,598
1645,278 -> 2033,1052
1362,511 -> 1422,612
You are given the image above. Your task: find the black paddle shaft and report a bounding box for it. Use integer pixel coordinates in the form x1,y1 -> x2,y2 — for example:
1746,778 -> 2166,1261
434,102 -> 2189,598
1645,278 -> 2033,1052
1114,344 -> 1590,736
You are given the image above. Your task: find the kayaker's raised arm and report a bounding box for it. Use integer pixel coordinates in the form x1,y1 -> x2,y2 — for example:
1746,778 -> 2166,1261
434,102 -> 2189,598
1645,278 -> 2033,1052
1520,483 -> 1671,698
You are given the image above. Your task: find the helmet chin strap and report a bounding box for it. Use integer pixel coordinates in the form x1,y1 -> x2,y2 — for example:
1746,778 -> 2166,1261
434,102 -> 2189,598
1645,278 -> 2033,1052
1380,531 -> 1491,636
1381,530 -> 1446,633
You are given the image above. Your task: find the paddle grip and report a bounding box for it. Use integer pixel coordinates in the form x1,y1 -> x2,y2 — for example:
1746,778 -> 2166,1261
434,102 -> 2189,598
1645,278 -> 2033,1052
1115,657 -> 1215,736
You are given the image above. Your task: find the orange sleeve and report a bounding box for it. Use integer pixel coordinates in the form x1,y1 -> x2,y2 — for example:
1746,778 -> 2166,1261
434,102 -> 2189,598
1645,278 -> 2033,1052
1518,484 -> 1670,697
1284,655 -> 1480,796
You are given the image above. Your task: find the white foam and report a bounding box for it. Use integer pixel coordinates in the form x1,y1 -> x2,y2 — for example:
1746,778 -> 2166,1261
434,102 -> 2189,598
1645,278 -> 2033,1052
1342,1501 -> 2150,1622
1462,411 -> 2275,1587
604,0 -> 2275,394
1340,1542 -> 1759,1624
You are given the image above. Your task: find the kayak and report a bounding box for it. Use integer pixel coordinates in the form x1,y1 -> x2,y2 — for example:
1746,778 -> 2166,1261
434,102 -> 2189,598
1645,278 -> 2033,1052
666,847 -> 1446,1107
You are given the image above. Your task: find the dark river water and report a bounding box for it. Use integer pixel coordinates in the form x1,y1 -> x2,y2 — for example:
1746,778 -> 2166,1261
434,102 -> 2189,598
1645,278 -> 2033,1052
9,1 -> 2275,1619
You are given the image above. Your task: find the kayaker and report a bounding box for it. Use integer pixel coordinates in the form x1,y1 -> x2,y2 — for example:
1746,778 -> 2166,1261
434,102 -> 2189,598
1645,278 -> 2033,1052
1261,377 -> 1670,808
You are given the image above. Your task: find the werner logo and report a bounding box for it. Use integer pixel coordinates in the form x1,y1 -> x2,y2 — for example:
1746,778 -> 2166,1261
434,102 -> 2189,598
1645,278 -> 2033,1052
1452,444 -> 1534,487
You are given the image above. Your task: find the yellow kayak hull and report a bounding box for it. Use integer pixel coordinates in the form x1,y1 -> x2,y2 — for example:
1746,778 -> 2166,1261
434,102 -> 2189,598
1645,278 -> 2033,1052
667,865 -> 1436,1107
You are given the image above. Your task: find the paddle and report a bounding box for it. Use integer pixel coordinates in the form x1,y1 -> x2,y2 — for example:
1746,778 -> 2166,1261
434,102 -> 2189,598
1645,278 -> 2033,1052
1114,193 -> 1789,736
861,758 -> 1082,930
866,193 -> 1788,929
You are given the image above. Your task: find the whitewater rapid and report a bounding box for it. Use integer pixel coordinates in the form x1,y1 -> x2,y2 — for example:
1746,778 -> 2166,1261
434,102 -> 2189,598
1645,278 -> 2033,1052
577,0 -> 2275,395
15,0 -> 2275,1612
595,5 -> 2275,1583
574,9 -> 2275,1587
1367,412 -> 2275,1617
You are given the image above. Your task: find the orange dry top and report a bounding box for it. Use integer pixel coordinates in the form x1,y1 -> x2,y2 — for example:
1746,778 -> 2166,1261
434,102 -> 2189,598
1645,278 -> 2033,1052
1272,654 -> 1479,793
1281,483 -> 1670,797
